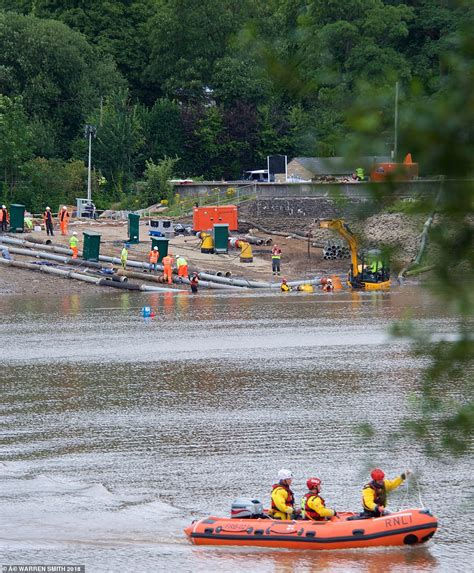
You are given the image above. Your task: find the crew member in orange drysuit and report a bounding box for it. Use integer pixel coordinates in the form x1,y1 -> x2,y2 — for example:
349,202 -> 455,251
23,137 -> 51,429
162,253 -> 174,284
59,205 -> 70,235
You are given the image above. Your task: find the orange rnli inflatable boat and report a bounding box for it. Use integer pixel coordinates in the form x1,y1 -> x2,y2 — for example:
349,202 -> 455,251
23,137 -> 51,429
185,508 -> 438,551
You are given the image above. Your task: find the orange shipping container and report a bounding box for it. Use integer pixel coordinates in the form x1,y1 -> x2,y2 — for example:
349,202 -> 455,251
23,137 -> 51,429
193,205 -> 238,231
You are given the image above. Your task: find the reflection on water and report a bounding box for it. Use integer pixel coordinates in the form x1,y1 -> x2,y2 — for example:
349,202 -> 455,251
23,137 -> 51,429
0,287 -> 471,572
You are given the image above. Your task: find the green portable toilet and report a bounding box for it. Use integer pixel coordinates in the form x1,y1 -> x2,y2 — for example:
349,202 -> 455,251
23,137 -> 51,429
128,212 -> 140,244
151,237 -> 169,263
213,224 -> 229,254
9,204 -> 25,233
83,231 -> 101,261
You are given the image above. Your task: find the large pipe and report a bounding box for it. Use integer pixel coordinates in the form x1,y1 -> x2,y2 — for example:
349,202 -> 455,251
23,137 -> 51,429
241,235 -> 264,246
140,284 -> 188,293
228,238 -> 253,263
0,257 -> 102,285
198,272 -> 268,288
98,279 -> 141,290
98,255 -> 150,270
0,236 -> 75,256
117,268 -> 164,283
116,267 -> 240,289
197,271 -> 324,289
0,244 -> 102,268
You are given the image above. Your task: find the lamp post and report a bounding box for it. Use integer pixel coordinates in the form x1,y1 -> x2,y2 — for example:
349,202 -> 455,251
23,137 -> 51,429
84,124 -> 97,203
393,81 -> 399,161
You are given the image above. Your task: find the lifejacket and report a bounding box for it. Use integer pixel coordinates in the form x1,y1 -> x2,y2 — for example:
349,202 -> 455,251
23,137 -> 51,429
281,283 -> 290,292
271,482 -> 294,513
301,493 -> 328,521
363,481 -> 387,510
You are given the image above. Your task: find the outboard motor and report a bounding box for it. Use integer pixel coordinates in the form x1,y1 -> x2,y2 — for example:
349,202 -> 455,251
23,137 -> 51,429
231,498 -> 264,519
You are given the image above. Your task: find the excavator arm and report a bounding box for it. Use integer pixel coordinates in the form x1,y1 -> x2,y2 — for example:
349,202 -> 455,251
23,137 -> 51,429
319,219 -> 360,279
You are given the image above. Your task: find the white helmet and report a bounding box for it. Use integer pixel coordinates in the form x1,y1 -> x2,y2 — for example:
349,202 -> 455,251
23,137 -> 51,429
153,246 -> 158,250
175,254 -> 180,258
46,206 -> 51,210
72,231 -> 77,235
63,205 -> 67,209
1,205 -> 5,209
277,469 -> 293,481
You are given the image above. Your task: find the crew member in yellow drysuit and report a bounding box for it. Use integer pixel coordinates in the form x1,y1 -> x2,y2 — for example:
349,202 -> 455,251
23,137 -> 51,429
362,468 -> 411,517
270,469 -> 301,520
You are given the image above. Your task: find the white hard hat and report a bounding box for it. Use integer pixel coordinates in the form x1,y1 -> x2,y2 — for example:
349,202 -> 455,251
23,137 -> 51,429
153,246 -> 158,250
1,205 -> 5,209
327,278 -> 333,283
175,254 -> 180,258
277,469 -> 294,481
72,231 -> 77,235
63,205 -> 67,209
46,206 -> 51,210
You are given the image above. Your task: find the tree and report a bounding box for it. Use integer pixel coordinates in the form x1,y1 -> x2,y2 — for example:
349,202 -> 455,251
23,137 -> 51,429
16,158 -> 87,212
0,0 -> 157,101
146,0 -> 246,102
139,99 -> 185,164
89,90 -> 144,196
0,10 -> 125,156
144,156 -> 180,205
0,95 -> 33,196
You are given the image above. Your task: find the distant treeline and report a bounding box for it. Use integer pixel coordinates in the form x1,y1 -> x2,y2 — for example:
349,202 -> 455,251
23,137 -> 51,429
0,1 -> 470,210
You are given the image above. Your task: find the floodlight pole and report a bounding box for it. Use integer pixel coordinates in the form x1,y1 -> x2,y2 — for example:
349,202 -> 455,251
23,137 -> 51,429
393,81 -> 399,161
84,124 -> 97,202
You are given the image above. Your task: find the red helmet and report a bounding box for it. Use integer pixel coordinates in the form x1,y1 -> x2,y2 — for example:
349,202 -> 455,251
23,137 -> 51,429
306,477 -> 321,490
371,468 -> 385,481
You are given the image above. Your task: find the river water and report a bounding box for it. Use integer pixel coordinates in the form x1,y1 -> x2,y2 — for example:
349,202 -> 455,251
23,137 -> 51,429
1,286 -> 472,572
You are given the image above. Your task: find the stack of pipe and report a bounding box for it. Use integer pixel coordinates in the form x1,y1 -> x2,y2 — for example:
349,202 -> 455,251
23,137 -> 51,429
322,240 -> 350,260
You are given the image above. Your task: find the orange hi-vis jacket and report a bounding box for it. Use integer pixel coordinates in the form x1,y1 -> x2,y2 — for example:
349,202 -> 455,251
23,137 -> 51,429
149,250 -> 159,264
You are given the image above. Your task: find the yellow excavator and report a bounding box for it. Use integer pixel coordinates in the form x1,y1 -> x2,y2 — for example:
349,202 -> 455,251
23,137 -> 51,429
319,219 -> 391,290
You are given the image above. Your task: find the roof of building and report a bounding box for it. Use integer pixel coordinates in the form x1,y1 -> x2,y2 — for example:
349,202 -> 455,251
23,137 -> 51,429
289,156 -> 392,175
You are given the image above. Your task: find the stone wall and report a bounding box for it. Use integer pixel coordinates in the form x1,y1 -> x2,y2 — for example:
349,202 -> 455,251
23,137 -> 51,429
173,179 -> 443,200
245,198 -> 351,234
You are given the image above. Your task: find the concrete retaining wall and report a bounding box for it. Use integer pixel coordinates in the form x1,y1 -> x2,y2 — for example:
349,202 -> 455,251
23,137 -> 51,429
173,179 -> 442,200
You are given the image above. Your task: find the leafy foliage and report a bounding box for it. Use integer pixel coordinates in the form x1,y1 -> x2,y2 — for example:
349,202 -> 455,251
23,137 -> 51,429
0,95 -> 33,195
144,156 -> 180,205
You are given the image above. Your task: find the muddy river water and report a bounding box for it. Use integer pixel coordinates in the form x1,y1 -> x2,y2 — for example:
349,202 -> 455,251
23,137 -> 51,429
1,287 -> 472,572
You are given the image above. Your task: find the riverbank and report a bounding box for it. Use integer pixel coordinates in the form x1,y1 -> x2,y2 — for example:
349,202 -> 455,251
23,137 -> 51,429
0,210 -> 424,296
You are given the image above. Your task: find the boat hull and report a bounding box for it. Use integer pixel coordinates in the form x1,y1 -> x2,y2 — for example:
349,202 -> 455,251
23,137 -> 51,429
185,509 -> 437,550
